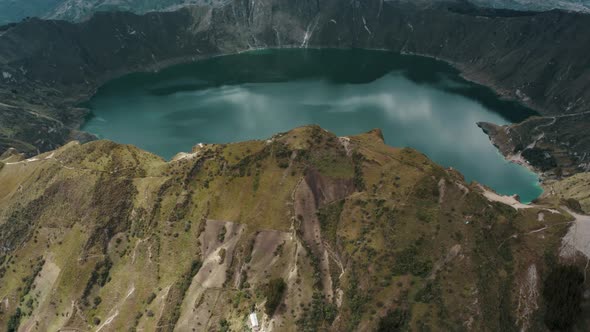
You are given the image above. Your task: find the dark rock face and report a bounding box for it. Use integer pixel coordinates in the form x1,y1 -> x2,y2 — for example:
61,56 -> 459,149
0,0 -> 589,166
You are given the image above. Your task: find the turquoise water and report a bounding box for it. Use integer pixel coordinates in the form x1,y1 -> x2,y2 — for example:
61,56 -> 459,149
83,49 -> 543,202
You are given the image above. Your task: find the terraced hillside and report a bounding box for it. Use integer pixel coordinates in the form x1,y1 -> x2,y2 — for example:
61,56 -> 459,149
0,126 -> 587,331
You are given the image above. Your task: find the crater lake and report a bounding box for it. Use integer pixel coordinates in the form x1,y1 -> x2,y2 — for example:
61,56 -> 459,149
82,48 -> 543,202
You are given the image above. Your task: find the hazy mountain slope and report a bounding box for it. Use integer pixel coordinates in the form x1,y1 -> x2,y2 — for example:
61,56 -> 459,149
0,0 -> 229,24
0,126 -> 586,331
1,0 -> 589,25
46,0 -> 231,22
0,0 -> 62,25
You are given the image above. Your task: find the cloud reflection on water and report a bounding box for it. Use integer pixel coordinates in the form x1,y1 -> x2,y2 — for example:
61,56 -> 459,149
84,60 -> 542,202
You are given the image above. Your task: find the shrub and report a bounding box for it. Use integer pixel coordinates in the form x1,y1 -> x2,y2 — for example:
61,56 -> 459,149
146,292 -> 156,304
218,226 -> 227,242
219,319 -> 230,332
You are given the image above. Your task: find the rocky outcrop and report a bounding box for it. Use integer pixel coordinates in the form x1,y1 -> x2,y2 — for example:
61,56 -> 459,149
1,0 -> 590,164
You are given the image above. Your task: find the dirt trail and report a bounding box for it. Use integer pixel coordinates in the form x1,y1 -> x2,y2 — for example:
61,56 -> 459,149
95,284 -> 135,332
95,310 -> 119,332
480,186 -> 532,210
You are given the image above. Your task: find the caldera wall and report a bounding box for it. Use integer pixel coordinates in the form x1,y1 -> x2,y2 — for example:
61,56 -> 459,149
0,0 -> 589,166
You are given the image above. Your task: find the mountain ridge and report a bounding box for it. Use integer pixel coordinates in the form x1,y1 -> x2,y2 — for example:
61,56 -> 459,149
1,0 -> 589,25
1,0 -> 589,177
0,1 -> 589,331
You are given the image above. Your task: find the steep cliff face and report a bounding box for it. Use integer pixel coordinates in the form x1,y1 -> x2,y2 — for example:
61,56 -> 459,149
1,0 -> 590,166
0,126 -> 584,331
2,0 -> 589,26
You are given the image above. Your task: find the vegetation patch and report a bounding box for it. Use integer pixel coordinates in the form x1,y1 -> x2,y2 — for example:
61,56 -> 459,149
377,308 -> 411,332
391,246 -> 432,277
263,278 -> 287,316
352,152 -> 366,190
219,319 -> 230,332
542,265 -> 584,331
562,198 -> 583,214
522,148 -> 557,171
414,175 -> 440,201
146,292 -> 156,304
20,256 -> 44,298
345,272 -> 369,330
218,225 -> 227,242
317,200 -> 345,246
273,142 -> 292,169
297,292 -> 338,332
309,150 -> 354,179
6,308 -> 21,332
82,257 -> 113,305
159,260 -> 203,329
415,281 -> 441,303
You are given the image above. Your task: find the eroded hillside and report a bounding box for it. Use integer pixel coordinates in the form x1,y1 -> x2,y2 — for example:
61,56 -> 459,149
0,126 -> 587,331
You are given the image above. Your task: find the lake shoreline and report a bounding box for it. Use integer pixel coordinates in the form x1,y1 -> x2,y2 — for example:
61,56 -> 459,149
82,48 -> 543,202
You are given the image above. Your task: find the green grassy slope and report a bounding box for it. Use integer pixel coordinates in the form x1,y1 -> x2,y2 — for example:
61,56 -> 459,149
0,126 -> 586,331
